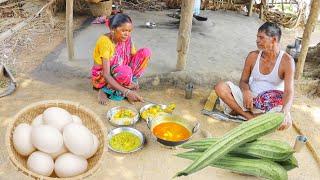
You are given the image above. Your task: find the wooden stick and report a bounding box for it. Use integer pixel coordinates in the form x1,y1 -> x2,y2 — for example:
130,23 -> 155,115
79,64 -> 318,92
66,0 -> 74,61
292,121 -> 320,166
247,0 -> 254,16
295,0 -> 320,80
176,0 -> 195,71
0,0 -> 9,4
0,0 -> 55,42
0,1 -> 22,9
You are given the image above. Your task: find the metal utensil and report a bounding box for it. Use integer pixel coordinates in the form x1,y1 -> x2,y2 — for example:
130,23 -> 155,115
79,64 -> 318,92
293,135 -> 307,152
107,127 -> 145,153
147,113 -> 200,147
106,106 -> 139,126
144,99 -> 160,105
185,83 -> 194,99
139,103 -> 168,121
145,21 -> 156,29
0,63 -> 17,98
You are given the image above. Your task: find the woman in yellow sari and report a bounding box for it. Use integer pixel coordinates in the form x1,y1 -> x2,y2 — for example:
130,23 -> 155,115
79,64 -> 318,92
91,13 -> 151,104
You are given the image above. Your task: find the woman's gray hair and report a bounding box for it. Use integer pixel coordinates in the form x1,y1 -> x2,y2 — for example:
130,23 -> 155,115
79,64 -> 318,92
258,22 -> 282,42
108,13 -> 132,29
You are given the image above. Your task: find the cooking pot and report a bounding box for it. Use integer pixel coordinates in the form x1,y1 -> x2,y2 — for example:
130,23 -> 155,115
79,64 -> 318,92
147,113 -> 200,146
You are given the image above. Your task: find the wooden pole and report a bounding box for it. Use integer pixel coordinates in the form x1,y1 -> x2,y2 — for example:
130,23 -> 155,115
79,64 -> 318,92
0,0 -> 9,4
66,0 -> 74,61
260,0 -> 266,20
176,0 -> 195,71
295,0 -> 320,80
247,0 -> 254,16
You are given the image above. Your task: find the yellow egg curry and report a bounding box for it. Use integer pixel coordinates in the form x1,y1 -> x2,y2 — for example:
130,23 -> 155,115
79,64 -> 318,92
152,122 -> 191,142
141,103 -> 176,120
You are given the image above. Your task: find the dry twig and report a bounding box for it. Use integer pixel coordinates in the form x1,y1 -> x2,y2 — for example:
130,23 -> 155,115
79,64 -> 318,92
0,0 -> 55,42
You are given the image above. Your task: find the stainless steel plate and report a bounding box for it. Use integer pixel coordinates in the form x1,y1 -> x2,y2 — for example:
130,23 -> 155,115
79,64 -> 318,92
107,127 -> 145,153
139,104 -> 167,121
106,106 -> 139,126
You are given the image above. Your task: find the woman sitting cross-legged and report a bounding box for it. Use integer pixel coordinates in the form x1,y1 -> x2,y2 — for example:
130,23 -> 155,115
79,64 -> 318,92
91,13 -> 151,104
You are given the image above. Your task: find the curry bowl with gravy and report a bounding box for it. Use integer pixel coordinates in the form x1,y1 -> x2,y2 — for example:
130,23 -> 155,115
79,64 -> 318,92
106,106 -> 139,126
147,113 -> 200,146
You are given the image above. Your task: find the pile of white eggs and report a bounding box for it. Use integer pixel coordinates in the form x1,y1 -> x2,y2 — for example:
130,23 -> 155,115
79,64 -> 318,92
12,107 -> 100,178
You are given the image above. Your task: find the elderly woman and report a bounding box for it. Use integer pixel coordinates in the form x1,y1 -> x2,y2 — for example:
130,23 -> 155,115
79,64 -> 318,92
91,13 -> 151,104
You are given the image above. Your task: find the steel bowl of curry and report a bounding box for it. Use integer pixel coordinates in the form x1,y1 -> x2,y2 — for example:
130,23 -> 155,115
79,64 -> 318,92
147,113 -> 200,146
107,127 -> 145,153
139,103 -> 176,121
107,106 -> 139,126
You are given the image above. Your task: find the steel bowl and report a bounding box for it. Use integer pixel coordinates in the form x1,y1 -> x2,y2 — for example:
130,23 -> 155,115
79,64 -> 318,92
145,21 -> 156,29
107,127 -> 145,153
106,106 -> 139,126
147,113 -> 200,147
139,104 -> 168,121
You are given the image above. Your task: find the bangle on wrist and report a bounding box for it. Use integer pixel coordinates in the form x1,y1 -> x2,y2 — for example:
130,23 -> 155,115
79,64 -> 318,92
124,89 -> 131,97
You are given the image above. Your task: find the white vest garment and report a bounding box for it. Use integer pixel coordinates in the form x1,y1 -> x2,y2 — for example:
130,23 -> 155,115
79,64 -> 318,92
249,50 -> 285,97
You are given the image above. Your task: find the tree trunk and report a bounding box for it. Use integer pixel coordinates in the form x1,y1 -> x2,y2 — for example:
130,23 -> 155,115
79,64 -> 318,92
66,0 -> 74,61
0,0 -> 9,4
176,0 -> 195,71
247,0 -> 254,16
295,0 -> 320,80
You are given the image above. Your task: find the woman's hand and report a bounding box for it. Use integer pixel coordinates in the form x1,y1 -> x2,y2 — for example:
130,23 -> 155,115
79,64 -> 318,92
131,83 -> 139,90
278,112 -> 292,131
126,90 -> 144,104
125,83 -> 139,91
243,90 -> 253,111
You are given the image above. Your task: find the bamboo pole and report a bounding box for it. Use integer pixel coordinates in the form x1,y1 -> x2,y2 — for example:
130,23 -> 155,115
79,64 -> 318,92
176,0 -> 195,71
66,0 -> 74,61
0,0 -> 55,42
0,0 -> 9,4
295,0 -> 320,80
247,0 -> 254,16
259,0 -> 267,20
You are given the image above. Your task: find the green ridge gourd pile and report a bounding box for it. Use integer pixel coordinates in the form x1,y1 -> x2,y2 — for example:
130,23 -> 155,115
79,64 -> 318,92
175,112 -> 298,180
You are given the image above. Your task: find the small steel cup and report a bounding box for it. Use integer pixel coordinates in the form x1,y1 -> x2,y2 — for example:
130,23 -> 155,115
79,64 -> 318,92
145,21 -> 156,29
185,83 -> 193,99
293,135 -> 307,152
294,37 -> 302,52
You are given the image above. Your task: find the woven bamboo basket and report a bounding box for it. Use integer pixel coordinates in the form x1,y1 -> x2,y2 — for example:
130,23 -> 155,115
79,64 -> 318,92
88,0 -> 112,17
263,10 -> 301,29
5,100 -> 106,179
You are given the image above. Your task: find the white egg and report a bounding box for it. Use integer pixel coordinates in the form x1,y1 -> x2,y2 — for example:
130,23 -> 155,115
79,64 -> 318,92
49,145 -> 68,160
43,107 -> 72,131
54,153 -> 88,178
31,125 -> 63,154
83,133 -> 99,159
13,123 -> 35,156
27,151 -> 54,176
31,114 -> 43,127
72,115 -> 82,124
63,123 -> 93,157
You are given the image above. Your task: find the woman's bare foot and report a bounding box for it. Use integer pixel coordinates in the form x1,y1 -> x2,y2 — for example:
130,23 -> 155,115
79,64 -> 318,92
98,89 -> 108,105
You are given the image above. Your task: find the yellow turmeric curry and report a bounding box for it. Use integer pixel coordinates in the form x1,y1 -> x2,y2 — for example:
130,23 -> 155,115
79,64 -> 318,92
152,122 -> 191,142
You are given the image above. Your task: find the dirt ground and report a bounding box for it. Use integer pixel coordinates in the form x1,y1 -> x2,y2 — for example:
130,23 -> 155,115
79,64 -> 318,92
0,76 -> 320,179
1,9 -> 320,180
